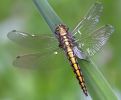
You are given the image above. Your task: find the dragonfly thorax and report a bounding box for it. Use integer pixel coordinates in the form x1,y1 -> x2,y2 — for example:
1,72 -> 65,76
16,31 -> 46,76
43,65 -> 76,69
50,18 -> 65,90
55,24 -> 75,49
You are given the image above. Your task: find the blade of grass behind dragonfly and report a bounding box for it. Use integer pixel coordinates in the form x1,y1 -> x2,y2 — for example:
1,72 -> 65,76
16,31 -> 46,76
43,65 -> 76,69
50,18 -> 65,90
32,0 -> 118,99
79,59 -> 117,100
33,0 -> 63,33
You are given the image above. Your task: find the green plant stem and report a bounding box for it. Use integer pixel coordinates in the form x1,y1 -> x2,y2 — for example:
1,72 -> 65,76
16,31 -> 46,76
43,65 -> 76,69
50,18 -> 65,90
79,59 -> 117,99
33,0 -> 63,33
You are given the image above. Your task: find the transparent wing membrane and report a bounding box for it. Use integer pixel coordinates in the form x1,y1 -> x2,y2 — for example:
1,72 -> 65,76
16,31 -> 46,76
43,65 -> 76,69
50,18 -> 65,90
72,2 -> 103,36
76,25 -> 114,56
7,30 -> 58,51
13,49 -> 66,70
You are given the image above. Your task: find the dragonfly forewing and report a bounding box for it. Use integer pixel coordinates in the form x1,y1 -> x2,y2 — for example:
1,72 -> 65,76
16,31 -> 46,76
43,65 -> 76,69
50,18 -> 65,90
7,30 -> 58,51
72,2 -> 103,36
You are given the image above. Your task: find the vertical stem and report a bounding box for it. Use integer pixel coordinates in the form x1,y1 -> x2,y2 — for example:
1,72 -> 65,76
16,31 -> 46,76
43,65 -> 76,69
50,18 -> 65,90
33,0 -> 63,33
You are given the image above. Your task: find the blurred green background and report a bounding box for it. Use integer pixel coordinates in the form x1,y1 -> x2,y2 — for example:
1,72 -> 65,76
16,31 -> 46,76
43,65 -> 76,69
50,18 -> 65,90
0,0 -> 121,100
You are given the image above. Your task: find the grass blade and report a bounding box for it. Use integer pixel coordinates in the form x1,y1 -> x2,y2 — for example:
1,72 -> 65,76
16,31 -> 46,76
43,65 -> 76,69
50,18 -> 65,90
33,0 -> 63,33
79,59 -> 117,99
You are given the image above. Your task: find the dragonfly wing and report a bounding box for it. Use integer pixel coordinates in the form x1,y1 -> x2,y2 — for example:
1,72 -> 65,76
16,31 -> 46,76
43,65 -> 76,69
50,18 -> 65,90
13,48 -> 65,70
7,30 -> 58,51
72,2 -> 103,36
73,46 -> 87,59
75,25 -> 114,57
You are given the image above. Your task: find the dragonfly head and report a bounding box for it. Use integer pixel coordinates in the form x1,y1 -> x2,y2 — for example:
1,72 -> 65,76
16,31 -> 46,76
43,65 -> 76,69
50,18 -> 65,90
55,24 -> 69,36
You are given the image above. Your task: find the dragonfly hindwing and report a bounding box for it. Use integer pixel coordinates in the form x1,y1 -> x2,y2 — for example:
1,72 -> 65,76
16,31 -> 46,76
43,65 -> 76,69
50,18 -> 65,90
76,25 -> 114,57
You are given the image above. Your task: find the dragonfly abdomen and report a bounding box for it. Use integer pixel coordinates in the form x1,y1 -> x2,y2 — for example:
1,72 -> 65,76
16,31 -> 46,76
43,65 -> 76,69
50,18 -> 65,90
62,35 -> 88,96
66,46 -> 88,96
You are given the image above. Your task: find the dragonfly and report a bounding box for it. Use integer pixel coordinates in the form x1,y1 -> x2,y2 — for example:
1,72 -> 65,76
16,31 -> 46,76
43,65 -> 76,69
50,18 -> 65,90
7,2 -> 114,96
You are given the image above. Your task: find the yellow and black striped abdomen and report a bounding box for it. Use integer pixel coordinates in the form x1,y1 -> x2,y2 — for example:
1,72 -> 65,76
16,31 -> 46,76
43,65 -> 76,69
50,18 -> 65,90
63,37 -> 88,96
67,47 -> 88,96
